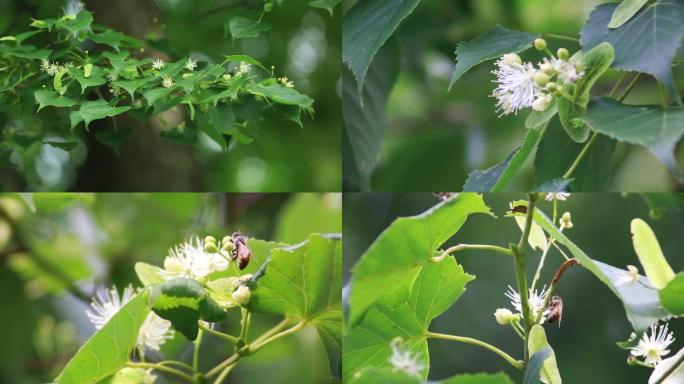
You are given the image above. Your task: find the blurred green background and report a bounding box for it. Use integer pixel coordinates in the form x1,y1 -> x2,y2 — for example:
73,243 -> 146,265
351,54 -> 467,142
350,0 -> 684,191
343,193 -> 684,383
0,192 -> 341,383
0,0 -> 341,192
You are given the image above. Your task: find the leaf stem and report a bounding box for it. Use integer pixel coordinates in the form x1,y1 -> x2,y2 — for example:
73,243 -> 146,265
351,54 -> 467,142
562,132 -> 599,179
608,73 -> 628,98
431,243 -> 513,262
543,33 -> 579,43
425,331 -> 525,370
193,329 -> 203,373
617,73 -> 641,102
250,321 -> 306,352
127,362 -> 195,383
158,360 -> 195,372
213,363 -> 237,384
199,324 -> 239,344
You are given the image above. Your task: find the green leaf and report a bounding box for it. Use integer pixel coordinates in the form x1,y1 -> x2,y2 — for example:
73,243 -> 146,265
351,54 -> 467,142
206,277 -> 240,308
246,79 -> 314,112
70,100 -> 131,130
463,128 -> 541,192
348,368 -> 514,384
526,101 -> 558,130
142,87 -> 171,105
58,11 -> 94,34
534,120 -> 615,191
660,272 -> 684,315
0,45 -> 51,60
649,347 -> 684,384
55,292 -> 150,384
160,123 -> 197,145
608,0 -> 649,28
523,347 -> 552,384
134,262 -> 166,286
68,66 -> 106,94
557,42 -> 614,143
227,16 -> 272,39
31,193 -> 94,213
309,0 -> 341,15
581,97 -> 684,181
112,77 -> 156,100
348,193 -> 492,326
342,0 -> 420,96
90,29 -> 124,51
449,25 -> 539,91
581,1 -> 684,99
94,126 -> 134,154
343,41 -> 398,191
521,201 -> 672,331
631,218 -> 675,289
248,233 -> 342,375
223,55 -> 268,72
149,278 -> 227,341
528,325 -> 561,384
34,90 -> 77,112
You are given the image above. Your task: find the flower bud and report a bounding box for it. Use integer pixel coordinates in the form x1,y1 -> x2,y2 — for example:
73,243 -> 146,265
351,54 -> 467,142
545,82 -> 557,92
532,94 -> 553,112
540,62 -> 555,75
560,212 -> 573,229
264,1 -> 273,12
205,236 -> 217,244
232,285 -> 251,305
533,72 -> 550,87
494,308 -> 518,325
502,53 -> 522,66
626,265 -> 639,281
222,241 -> 235,253
534,38 -> 547,51
557,48 -> 570,60
204,242 -> 219,253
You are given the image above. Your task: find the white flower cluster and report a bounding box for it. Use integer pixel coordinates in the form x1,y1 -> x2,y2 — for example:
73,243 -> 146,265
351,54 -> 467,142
40,60 -> 72,77
161,237 -> 232,281
491,51 -> 584,116
388,337 -> 425,377
235,61 -> 252,76
504,285 -> 550,324
86,285 -> 174,355
278,76 -> 294,88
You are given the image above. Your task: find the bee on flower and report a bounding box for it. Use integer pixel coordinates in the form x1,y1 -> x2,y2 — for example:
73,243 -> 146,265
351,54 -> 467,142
504,285 -> 551,324
629,323 -> 675,366
185,58 -> 197,72
152,58 -> 165,70
161,237 -> 230,281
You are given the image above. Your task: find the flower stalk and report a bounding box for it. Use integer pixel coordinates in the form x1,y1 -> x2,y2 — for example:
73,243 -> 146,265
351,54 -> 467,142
425,331 -> 524,370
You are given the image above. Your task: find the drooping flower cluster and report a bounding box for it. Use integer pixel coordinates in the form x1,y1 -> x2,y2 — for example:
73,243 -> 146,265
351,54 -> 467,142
86,285 -> 174,354
40,59 -> 73,77
504,285 -> 551,324
388,337 -> 425,377
630,323 -> 675,366
491,49 -> 585,116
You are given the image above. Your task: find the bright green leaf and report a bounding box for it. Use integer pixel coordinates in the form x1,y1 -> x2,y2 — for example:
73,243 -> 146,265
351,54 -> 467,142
608,0 -> 649,28
227,16 -> 272,39
143,87 -> 171,105
134,262 -> 166,287
32,193 -> 94,213
660,272 -> 684,315
70,100 -> 131,130
112,77 -> 156,100
34,90 -> 77,112
631,218 -> 675,289
246,79 -> 314,112
526,101 -> 558,130
449,25 -> 538,91
528,325 -> 562,384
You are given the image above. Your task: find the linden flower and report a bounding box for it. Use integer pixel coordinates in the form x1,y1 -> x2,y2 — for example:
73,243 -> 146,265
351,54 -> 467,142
236,61 -> 252,76
185,58 -> 197,72
389,338 -> 425,377
278,76 -> 295,88
545,192 -> 570,201
491,54 -> 541,116
152,58 -> 165,70
162,76 -> 174,89
630,323 -> 675,366
505,285 -> 550,324
86,285 -> 174,353
40,59 -> 50,73
539,57 -> 584,84
162,238 -> 230,281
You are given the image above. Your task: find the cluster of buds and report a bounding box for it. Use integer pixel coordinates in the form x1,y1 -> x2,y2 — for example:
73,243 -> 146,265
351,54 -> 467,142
235,61 -> 252,76
204,232 -> 252,270
491,39 -> 585,116
40,59 -> 72,77
278,76 -> 295,88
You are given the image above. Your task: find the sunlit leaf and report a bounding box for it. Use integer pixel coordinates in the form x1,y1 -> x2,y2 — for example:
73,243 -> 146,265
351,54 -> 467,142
608,0 -> 649,28
630,218 -> 675,289
528,325 -> 562,384
660,272 -> 684,316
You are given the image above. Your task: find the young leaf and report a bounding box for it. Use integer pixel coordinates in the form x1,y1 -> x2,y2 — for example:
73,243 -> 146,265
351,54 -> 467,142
348,193 -> 492,326
246,80 -> 314,112
528,325 -> 562,384
227,16 -> 272,39
58,11 -> 94,34
343,41 -> 399,191
68,66 -> 106,94
581,97 -> 684,182
608,0 -> 649,29
449,25 -> 539,91
149,278 -> 227,340
514,215 -> 548,252
134,262 -> 166,287
557,42 -> 614,143
521,201 -> 672,331
463,128 -> 541,192
630,219 -> 675,289
342,0 -> 421,96
649,347 -> 684,384
34,90 -> 77,111
660,272 -> 684,316
55,292 -> 150,384
112,77 -> 156,101
581,1 -> 684,99
523,347 -> 552,384
71,100 -> 131,130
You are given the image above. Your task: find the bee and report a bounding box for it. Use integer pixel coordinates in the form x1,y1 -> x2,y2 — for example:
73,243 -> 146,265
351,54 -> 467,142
547,296 -> 563,326
511,205 -> 528,214
232,232 -> 252,270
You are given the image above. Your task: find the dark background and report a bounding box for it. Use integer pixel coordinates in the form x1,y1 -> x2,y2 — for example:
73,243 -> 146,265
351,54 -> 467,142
343,193 -> 684,383
0,0 -> 341,192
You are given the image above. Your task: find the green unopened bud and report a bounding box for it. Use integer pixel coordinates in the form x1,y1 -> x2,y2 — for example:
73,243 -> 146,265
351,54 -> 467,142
222,242 -> 235,252
574,61 -> 586,73
534,38 -> 547,51
232,285 -> 251,305
110,367 -> 146,384
502,53 -> 522,66
205,235 -> 217,244
264,1 -> 273,12
545,82 -> 558,92
540,62 -> 555,75
557,48 -> 569,60
494,308 -> 519,325
560,212 -> 573,229
204,242 -> 219,253
533,72 -> 550,87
